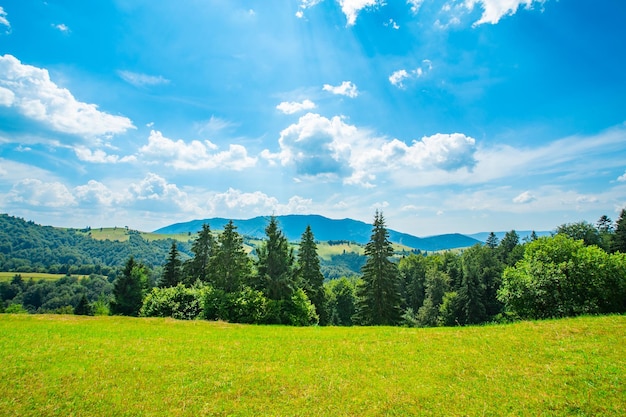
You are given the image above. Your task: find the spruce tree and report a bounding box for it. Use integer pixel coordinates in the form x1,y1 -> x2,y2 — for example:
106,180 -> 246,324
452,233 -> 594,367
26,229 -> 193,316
211,220 -> 251,292
297,225 -> 327,324
354,211 -> 402,326
160,242 -> 182,287
612,208 -> 626,253
256,216 -> 295,300
111,257 -> 147,316
485,232 -> 499,249
185,223 -> 216,284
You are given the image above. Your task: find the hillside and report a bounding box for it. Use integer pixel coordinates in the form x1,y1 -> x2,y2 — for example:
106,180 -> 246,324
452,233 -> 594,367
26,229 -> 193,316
154,214 -> 481,251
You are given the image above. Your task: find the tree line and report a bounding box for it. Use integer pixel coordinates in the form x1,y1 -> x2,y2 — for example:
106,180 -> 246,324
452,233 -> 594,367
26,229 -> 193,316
3,209 -> 626,325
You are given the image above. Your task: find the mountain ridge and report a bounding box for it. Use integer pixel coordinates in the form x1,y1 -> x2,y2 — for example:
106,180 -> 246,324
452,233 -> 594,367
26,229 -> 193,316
154,214 -> 482,251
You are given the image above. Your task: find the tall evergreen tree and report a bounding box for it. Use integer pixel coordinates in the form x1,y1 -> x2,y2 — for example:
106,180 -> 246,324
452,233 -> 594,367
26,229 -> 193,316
485,232 -> 499,249
185,223 -> 216,284
111,257 -> 147,316
354,211 -> 402,326
160,242 -> 182,287
297,225 -> 327,324
612,208 -> 626,253
458,245 -> 488,325
256,216 -> 295,300
211,220 -> 251,293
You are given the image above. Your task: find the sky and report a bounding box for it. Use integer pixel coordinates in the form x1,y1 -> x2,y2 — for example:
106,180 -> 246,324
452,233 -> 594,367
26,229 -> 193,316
0,0 -> 625,236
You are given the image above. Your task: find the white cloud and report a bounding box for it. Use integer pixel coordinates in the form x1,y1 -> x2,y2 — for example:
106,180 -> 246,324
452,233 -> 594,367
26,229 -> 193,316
323,81 -> 359,98
276,99 -> 316,114
0,7 -> 10,32
389,60 -> 432,88
53,23 -> 70,33
407,0 -> 424,14
207,188 -> 313,218
264,113 -> 477,187
73,146 -> 136,164
464,0 -> 545,26
127,173 -> 198,213
339,0 -> 384,26
0,54 -> 134,137
7,179 -> 76,207
139,130 -> 257,171
0,85 -> 14,105
513,191 -> 536,204
118,70 -> 170,87
618,171 -> 626,182
74,180 -> 125,206
296,0 -> 324,18
384,19 -> 400,29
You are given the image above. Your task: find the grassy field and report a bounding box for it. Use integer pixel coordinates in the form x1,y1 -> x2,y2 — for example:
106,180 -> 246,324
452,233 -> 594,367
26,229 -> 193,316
0,316 -> 624,417
83,227 -> 192,243
0,272 -> 90,282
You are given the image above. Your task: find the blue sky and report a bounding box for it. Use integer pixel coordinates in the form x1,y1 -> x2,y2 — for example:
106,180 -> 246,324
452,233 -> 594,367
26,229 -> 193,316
0,0 -> 625,236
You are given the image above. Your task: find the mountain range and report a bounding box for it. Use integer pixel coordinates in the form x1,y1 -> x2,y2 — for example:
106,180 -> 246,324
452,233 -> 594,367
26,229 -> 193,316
155,214 -> 485,252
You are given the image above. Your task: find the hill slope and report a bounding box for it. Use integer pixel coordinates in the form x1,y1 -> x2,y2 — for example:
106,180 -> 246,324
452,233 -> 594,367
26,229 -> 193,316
155,214 -> 481,251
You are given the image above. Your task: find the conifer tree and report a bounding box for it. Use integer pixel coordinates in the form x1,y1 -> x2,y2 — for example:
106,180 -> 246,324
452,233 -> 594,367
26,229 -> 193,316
111,257 -> 147,316
485,232 -> 499,249
160,242 -> 182,287
211,220 -> 251,292
354,210 -> 401,326
256,216 -> 295,300
612,208 -> 626,253
185,223 -> 216,284
297,225 -> 327,324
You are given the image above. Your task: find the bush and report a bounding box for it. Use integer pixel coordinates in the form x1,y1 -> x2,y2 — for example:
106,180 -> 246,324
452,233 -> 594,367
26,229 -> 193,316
5,303 -> 28,314
140,284 -> 205,320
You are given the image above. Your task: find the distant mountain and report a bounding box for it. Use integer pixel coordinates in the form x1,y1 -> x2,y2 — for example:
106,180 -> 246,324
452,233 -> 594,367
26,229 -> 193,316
154,214 -> 482,251
468,230 -> 552,243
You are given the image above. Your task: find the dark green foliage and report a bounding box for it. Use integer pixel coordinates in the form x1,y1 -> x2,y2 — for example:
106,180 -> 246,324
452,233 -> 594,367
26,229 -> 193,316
297,225 -> 327,324
398,254 -> 428,313
612,209 -> 626,253
141,284 -> 206,320
255,216 -> 295,301
110,258 -> 149,316
160,242 -> 182,287
485,232 -> 499,249
498,230 -> 522,266
596,215 -> 613,252
210,221 -> 251,293
184,223 -> 216,284
74,294 -> 92,316
321,252 -> 366,279
555,221 -> 601,247
325,277 -> 358,326
416,268 -> 450,327
458,245 -> 488,325
499,235 -> 626,319
354,211 -> 402,326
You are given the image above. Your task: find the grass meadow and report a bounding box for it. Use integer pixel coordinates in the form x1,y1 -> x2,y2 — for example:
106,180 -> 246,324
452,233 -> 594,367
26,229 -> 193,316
0,272 -> 90,282
0,314 -> 624,416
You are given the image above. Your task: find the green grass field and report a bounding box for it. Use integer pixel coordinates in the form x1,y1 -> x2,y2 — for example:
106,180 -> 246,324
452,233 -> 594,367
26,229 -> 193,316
0,272 -> 90,282
0,315 -> 624,416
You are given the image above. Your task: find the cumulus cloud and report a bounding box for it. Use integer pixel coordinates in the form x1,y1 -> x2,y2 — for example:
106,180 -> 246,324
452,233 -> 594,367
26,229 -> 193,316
139,130 -> 257,171
118,70 -> 170,87
513,191 -> 536,204
73,146 -> 136,164
618,171 -> 626,182
339,0 -> 384,26
276,99 -> 316,114
389,60 -> 432,88
0,54 -> 134,137
7,179 -> 76,207
264,113 -> 477,187
323,81 -> 359,98
464,0 -> 545,26
207,188 -> 313,217
74,180 -> 125,206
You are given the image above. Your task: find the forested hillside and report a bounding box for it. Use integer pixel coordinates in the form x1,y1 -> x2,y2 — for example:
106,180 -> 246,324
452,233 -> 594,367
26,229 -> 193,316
0,214 -> 191,274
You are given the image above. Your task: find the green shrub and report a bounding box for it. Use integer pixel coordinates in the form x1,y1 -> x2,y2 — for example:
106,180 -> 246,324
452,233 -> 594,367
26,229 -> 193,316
5,303 -> 28,314
141,284 -> 205,320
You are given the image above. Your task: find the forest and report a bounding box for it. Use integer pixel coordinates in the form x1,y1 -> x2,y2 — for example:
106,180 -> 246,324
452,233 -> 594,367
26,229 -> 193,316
1,209 -> 626,326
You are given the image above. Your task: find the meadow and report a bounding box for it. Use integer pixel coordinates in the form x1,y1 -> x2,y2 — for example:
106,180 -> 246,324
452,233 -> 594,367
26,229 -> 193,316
0,314 -> 624,416
0,272 -> 90,282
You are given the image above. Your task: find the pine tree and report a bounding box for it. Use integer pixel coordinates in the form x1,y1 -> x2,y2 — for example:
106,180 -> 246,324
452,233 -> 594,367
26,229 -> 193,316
160,242 -> 182,287
256,216 -> 295,300
185,223 -> 216,284
485,232 -> 499,249
74,294 -> 92,316
354,211 -> 402,326
297,225 -> 327,324
612,208 -> 626,253
111,257 -> 147,316
211,220 -> 251,292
